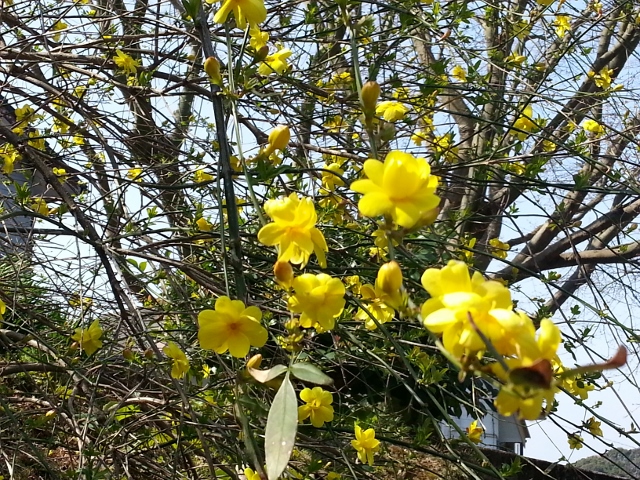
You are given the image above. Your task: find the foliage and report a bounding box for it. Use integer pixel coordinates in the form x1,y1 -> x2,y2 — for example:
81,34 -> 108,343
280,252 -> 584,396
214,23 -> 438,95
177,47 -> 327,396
574,448 -> 640,479
1,0 -> 640,478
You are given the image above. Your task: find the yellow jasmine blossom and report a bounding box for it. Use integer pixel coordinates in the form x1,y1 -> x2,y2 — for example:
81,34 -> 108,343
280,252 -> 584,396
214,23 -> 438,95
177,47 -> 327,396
432,134 -> 459,162
375,260 -> 404,309
113,49 -> 141,75
249,25 -> 269,50
489,238 -> 510,259
194,169 -> 214,183
350,150 -> 440,228
298,387 -> 334,427
492,320 -> 562,420
31,198 -> 50,216
510,105 -> 537,140
583,119 -> 604,134
127,167 -> 143,182
351,424 -> 380,466
287,273 -> 345,331
244,468 -> 261,480
163,341 -> 190,379
589,67 -> 614,89
0,145 -> 21,175
586,417 -> 603,437
466,420 -> 483,444
411,130 -> 429,146
273,260 -> 294,289
451,65 -> 467,82
196,217 -> 213,231
568,434 -> 584,450
321,163 -> 345,191
15,105 -> 36,124
505,53 -> 526,65
421,260 -> 529,358
375,100 -> 410,122
258,48 -> 292,76
257,192 -> 328,268
262,125 -> 290,156
354,284 -> 394,330
52,21 -> 67,42
198,296 -> 268,358
71,319 -> 103,356
553,15 -> 571,38
213,0 -> 267,29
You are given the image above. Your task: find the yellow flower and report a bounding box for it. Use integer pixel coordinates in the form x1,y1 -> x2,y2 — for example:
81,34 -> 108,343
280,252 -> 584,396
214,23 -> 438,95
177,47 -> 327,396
31,198 -> 50,216
411,130 -> 428,146
196,217 -> 213,231
244,468 -> 261,480
420,260 -> 529,358
194,169 -> 214,183
213,0 -> 267,29
350,150 -> 440,228
71,320 -> 103,356
250,25 -> 269,50
568,434 -> 584,450
351,424 -> 380,466
15,105 -> 36,124
113,49 -> 141,75
273,260 -> 294,289
0,145 -> 21,174
354,284 -> 395,330
505,53 -> 526,65
163,341 -> 190,379
321,163 -> 345,191
553,15 -> 571,38
590,67 -> 614,89
257,193 -> 328,268
375,100 -> 409,122
287,273 -> 345,332
127,167 -> 143,182
198,296 -> 268,358
492,319 -> 562,420
586,417 -> 603,437
52,21 -> 67,42
466,420 -> 483,444
204,57 -> 222,85
263,125 -> 290,156
510,105 -> 537,140
583,119 -> 604,135
298,387 -> 334,427
451,65 -> 467,82
258,48 -> 292,76
489,238 -> 510,259
375,260 -> 404,308
432,134 -> 459,162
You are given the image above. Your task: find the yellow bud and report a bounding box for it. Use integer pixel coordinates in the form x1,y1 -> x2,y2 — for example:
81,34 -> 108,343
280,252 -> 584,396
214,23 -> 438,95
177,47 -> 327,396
144,348 -> 155,359
204,56 -> 222,85
376,261 -> 403,295
123,348 -> 134,361
274,260 -> 294,289
361,80 -> 380,117
247,354 -> 263,370
268,125 -> 291,152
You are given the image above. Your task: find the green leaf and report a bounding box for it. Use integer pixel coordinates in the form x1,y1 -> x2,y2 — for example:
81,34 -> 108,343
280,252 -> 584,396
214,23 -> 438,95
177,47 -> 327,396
290,363 -> 333,386
248,364 -> 288,384
265,373 -> 297,480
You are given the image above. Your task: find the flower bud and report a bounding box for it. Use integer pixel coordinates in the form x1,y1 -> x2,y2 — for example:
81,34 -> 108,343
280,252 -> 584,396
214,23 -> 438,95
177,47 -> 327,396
376,261 -> 403,295
361,80 -> 380,117
247,354 -> 263,370
204,56 -> 222,85
268,125 -> 291,152
274,260 -> 294,289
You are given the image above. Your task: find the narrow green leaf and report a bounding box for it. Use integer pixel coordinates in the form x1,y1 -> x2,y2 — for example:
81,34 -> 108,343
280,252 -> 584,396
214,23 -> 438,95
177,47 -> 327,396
265,373 -> 297,480
290,363 -> 333,386
248,364 -> 288,384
